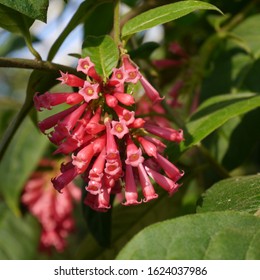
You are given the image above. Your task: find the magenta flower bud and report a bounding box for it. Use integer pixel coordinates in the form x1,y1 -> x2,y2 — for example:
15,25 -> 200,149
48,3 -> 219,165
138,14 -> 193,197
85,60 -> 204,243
114,92 -> 135,106
155,153 -> 184,182
138,136 -> 158,158
78,81 -> 100,103
122,164 -> 141,206
66,93 -> 84,105
129,118 -> 145,128
57,71 -> 85,87
72,142 -> 95,174
145,165 -> 180,196
90,148 -> 106,175
38,105 -> 78,133
34,92 -> 74,111
92,135 -> 106,154
86,107 -> 105,134
140,75 -> 164,104
105,94 -> 118,108
51,166 -> 78,193
58,103 -> 88,133
137,163 -> 158,202
144,122 -> 184,142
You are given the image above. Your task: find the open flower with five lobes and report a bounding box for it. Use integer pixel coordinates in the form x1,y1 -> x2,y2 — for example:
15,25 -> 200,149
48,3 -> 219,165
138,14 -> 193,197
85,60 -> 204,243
34,54 -> 184,212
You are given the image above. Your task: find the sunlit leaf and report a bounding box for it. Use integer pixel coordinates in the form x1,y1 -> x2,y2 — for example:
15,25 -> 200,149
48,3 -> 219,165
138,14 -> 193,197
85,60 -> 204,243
122,1 -> 221,38
82,35 -> 119,78
0,0 -> 48,22
197,174 -> 260,215
116,212 -> 260,259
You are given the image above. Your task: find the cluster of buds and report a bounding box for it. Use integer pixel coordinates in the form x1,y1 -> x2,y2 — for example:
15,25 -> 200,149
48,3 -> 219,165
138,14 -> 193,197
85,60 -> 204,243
34,54 -> 184,212
22,159 -> 80,252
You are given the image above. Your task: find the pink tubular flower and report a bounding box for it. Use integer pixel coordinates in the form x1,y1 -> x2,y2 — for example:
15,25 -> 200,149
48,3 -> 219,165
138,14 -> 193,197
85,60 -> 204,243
144,122 -> 184,142
122,164 -> 141,206
145,165 -> 180,196
139,75 -> 164,104
111,120 -> 129,139
137,163 -> 158,202
57,71 -> 85,87
22,159 -> 80,253
125,137 -> 144,167
34,55 -> 184,212
78,81 -> 100,103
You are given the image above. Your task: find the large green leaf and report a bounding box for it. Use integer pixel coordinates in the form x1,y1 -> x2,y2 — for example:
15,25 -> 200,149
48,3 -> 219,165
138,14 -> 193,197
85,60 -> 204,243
0,4 -> 34,34
197,175 -> 260,215
82,35 -> 119,78
0,115 -> 49,215
0,0 -> 48,22
172,93 -> 260,157
83,1 -> 114,37
0,203 -> 40,260
116,212 -> 260,259
121,1 -> 221,38
0,69 -> 60,215
76,188 -> 187,259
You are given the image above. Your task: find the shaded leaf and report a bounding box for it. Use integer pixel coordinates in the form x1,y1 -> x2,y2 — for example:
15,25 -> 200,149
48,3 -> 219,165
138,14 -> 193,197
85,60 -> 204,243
0,116 -> 49,215
231,14 -> 260,58
0,203 -> 40,260
76,188 -> 187,259
82,35 -> 119,78
0,0 -> 48,22
171,93 -> 260,158
116,212 -> 260,259
197,175 -> 260,215
0,4 -> 34,35
122,1 -> 221,38
222,109 -> 260,170
83,1 -> 114,37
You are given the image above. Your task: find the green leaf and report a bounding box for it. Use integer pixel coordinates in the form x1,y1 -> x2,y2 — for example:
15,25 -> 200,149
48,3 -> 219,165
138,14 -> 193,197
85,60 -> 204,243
0,203 -> 40,259
0,70 -> 59,215
47,0 -> 102,61
231,14 -> 260,58
76,188 -> 187,259
116,211 -> 260,259
0,0 -> 48,22
82,35 -> 119,78
83,1 -> 114,37
0,4 -> 41,59
121,0 -> 221,38
0,116 -> 49,215
174,93 -> 260,156
222,109 -> 260,170
0,4 -> 34,34
0,98 -> 20,138
197,175 -> 260,215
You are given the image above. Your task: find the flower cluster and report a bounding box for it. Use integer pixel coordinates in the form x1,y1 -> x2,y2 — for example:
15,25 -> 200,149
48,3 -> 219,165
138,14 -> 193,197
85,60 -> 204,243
34,54 -> 184,212
22,159 -> 80,252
